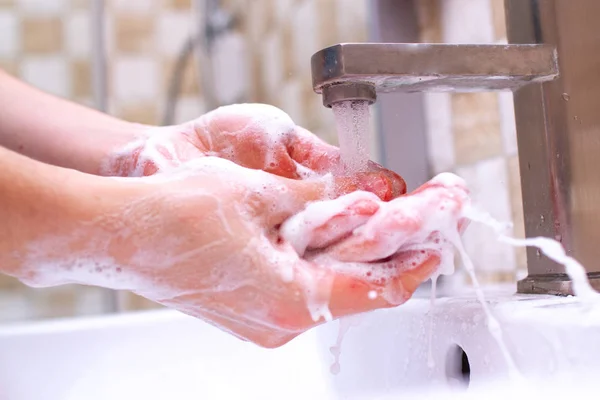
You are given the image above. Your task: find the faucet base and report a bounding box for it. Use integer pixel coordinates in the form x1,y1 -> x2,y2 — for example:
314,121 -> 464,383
517,273 -> 600,296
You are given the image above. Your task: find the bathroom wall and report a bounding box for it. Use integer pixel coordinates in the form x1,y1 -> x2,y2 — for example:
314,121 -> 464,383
0,0 -> 372,320
415,0 -> 526,285
0,0 -> 525,322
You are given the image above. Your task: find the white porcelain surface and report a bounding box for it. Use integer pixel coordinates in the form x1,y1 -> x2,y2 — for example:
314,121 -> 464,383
2,286 -> 600,399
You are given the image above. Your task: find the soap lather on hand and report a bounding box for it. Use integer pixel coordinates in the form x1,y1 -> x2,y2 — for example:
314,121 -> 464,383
19,104 -> 467,348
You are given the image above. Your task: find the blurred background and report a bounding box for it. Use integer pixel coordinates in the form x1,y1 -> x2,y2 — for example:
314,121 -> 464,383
0,0 -> 525,321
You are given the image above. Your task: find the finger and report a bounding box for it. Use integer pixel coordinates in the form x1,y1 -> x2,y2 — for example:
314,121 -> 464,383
326,175 -> 469,262
306,251 -> 441,319
194,106 -> 407,200
335,171 -> 406,201
288,127 -> 407,200
326,202 -> 424,263
279,190 -> 381,255
193,104 -> 300,178
279,188 -> 422,261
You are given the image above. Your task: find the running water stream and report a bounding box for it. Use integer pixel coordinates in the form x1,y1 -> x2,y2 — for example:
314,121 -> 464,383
332,101 -> 371,173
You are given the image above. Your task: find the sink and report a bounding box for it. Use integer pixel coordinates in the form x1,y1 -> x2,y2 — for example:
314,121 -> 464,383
2,285 -> 600,399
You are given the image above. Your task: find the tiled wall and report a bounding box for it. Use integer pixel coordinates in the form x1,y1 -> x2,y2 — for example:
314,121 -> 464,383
0,0 -> 526,322
0,0 -> 372,320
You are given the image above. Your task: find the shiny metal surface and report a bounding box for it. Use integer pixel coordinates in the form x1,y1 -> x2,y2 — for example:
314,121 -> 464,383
321,82 -> 376,108
517,273 -> 600,296
507,0 -> 600,294
311,43 -> 558,97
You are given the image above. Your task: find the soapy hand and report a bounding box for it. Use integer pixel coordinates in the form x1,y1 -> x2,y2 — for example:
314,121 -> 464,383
101,104 -> 406,201
72,104 -> 468,348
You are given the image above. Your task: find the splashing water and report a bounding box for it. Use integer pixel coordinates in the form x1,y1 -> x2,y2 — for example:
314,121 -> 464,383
459,204 -> 600,380
332,101 -> 371,173
329,314 -> 364,375
427,275 -> 439,369
465,205 -> 600,303
446,225 -> 522,379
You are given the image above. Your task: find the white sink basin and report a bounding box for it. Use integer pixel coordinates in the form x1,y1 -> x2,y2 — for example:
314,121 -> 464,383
2,286 -> 600,399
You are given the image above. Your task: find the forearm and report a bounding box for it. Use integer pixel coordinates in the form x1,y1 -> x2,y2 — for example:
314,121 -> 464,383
0,145 -> 122,282
0,69 -> 146,174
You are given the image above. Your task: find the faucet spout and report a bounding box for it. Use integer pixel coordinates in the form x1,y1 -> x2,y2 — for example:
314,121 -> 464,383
311,43 -> 558,106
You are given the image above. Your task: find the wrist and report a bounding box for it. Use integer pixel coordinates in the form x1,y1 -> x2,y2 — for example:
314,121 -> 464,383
0,148 -> 138,286
86,120 -> 150,176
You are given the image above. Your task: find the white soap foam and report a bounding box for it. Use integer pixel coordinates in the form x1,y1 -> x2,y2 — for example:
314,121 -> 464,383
281,172 -> 469,326
332,101 -> 371,173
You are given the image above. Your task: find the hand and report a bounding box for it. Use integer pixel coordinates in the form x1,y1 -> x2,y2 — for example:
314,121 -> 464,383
15,155 -> 422,348
63,103 -> 467,348
101,103 -> 406,201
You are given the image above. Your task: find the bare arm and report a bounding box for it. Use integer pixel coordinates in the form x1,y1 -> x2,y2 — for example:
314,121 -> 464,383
0,145 -> 124,280
0,69 -> 145,175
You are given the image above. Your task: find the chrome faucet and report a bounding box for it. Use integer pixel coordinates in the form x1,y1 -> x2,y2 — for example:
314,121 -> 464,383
310,0 -> 600,296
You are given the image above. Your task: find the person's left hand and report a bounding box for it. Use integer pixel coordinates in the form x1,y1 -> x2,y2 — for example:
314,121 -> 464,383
101,104 -> 406,201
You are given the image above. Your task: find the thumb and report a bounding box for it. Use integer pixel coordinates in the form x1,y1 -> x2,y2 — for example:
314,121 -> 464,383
264,176 -> 332,227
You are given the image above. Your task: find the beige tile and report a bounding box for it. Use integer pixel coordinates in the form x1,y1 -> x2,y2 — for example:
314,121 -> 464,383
507,154 -> 527,270
490,0 -> 507,41
465,270 -> 516,285
165,0 -> 191,9
280,22 -> 293,80
115,14 -> 155,53
316,0 -> 336,46
261,31 -> 283,96
121,292 -> 162,311
334,0 -> 368,42
40,288 -> 78,318
291,0 -> 318,78
0,59 -> 19,76
250,52 -> 266,103
247,0 -> 274,42
452,93 -> 503,165
116,102 -> 158,125
301,82 -> 321,132
0,275 -> 25,291
71,59 -> 91,97
71,0 -> 88,8
163,56 -> 200,96
22,16 -> 63,53
416,0 -> 443,43
0,0 -> 15,6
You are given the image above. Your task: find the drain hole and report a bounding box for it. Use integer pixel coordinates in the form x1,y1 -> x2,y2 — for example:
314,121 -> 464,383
445,345 -> 470,388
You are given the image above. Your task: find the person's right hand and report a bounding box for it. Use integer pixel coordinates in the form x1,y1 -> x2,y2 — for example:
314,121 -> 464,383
12,104 -> 469,349
17,153 -> 467,348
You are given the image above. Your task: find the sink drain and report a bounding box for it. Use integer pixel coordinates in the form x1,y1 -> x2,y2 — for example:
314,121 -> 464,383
445,344 -> 470,388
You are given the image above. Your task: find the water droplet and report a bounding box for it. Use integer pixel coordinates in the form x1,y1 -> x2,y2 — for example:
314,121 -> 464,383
562,93 -> 571,101
536,249 -> 542,258
330,362 -> 340,375
540,215 -> 545,222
